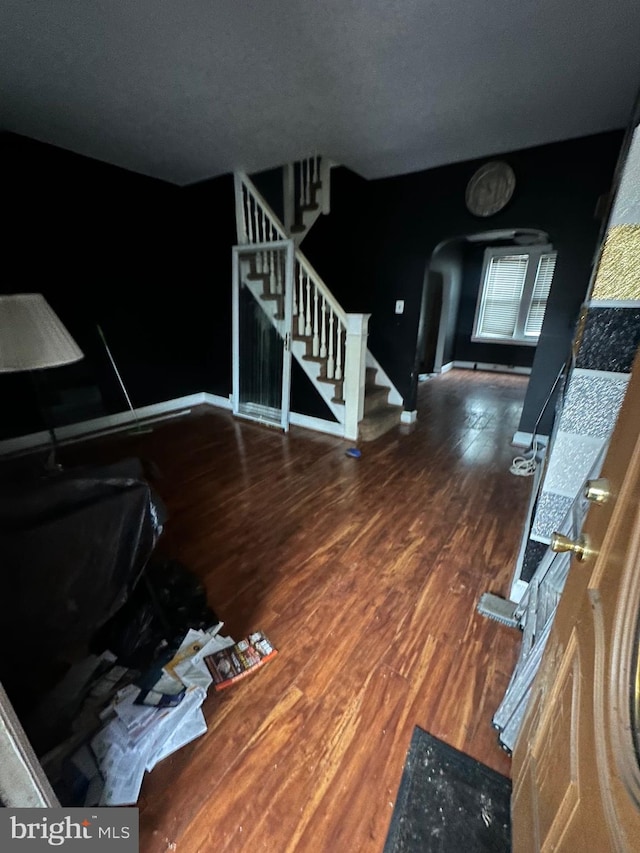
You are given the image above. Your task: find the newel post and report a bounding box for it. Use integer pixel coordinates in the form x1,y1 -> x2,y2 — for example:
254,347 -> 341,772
343,313 -> 371,441
233,173 -> 247,244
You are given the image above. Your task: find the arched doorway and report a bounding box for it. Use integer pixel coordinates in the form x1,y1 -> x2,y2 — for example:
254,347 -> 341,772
416,228 -> 551,379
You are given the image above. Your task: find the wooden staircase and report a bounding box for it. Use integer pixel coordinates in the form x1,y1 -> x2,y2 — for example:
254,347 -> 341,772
284,157 -> 330,244
234,162 -> 404,441
359,367 -> 403,441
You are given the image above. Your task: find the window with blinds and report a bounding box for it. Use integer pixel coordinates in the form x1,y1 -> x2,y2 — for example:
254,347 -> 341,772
472,246 -> 556,345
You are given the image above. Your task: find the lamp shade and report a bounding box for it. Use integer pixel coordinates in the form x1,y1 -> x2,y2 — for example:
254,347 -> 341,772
0,294 -> 84,373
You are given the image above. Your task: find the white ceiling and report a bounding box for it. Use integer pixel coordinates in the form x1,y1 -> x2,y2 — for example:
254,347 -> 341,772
1,1 -> 638,186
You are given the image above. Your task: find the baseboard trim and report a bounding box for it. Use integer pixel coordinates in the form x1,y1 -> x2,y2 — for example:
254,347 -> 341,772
0,393 -> 358,456
401,410 -> 417,424
289,412 -> 345,437
0,393 -> 208,456
508,578 -> 529,604
439,362 -> 454,374
511,431 -> 549,449
452,361 -> 532,376
202,393 -> 233,411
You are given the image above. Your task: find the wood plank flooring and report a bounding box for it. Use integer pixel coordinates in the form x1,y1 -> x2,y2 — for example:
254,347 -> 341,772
59,369 -> 532,853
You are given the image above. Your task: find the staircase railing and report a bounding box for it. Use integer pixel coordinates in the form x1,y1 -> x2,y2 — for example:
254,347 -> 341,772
283,156 -> 331,241
234,171 -> 369,439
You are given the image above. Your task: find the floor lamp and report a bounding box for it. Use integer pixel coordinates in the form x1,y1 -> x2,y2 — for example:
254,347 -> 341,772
0,293 -> 84,467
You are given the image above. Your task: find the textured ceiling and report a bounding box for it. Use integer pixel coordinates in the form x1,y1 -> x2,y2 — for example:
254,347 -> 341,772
1,0 -> 638,185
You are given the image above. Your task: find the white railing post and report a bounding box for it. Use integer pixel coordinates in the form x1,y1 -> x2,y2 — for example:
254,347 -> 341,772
234,174 -> 248,243
343,313 -> 371,441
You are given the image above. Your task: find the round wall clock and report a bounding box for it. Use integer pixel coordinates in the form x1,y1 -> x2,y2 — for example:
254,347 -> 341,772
465,161 -> 516,217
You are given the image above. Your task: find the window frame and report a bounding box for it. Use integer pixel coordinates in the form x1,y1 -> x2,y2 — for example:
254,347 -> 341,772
471,244 -> 556,346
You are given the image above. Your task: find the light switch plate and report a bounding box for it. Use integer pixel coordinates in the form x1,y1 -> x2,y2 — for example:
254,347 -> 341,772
395,300 -> 404,314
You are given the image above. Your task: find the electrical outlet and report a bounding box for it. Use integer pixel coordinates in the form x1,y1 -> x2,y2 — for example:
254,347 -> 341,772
395,300 -> 404,314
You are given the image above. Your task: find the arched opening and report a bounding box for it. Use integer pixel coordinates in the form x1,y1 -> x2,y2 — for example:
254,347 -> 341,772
416,227 -> 551,380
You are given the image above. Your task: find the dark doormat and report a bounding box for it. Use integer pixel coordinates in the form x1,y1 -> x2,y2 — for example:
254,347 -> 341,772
384,727 -> 512,853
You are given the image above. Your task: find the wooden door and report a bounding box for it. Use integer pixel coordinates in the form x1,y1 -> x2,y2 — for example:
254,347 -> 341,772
512,356 -> 640,851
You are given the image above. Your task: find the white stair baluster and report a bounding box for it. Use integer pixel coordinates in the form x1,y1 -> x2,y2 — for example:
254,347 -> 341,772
292,260 -> 297,319
261,210 -> 269,276
298,265 -> 305,336
305,275 -> 312,337
312,155 -> 319,185
269,225 -> 276,295
312,288 -> 319,356
276,249 -> 283,296
335,323 -> 343,381
253,197 -> 261,273
327,311 -> 335,379
244,185 -> 253,242
320,297 -> 327,358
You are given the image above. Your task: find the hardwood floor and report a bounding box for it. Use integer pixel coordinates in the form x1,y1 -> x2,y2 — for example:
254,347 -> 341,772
60,369 -> 532,852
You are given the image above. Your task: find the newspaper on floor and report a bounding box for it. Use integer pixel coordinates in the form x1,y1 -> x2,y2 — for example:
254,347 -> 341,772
88,625 -> 235,806
92,685 -> 207,805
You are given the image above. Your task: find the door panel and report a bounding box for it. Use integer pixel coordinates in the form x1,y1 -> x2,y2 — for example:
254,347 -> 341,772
513,355 -> 640,851
232,241 -> 294,431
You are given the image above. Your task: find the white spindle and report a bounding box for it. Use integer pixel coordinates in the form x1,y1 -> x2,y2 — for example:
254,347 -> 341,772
320,297 -> 327,358
244,186 -> 253,241
327,311 -> 335,379
269,225 -> 276,294
262,211 -> 269,275
305,275 -> 312,336
298,265 -> 305,336
292,260 -> 297,318
252,197 -> 261,273
276,250 -> 283,295
251,195 -> 259,243
312,155 -> 319,185
335,323 -> 343,381
312,288 -> 319,356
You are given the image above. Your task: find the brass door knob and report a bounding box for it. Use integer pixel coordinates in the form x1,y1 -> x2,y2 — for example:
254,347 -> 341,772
584,477 -> 611,504
550,532 -> 593,562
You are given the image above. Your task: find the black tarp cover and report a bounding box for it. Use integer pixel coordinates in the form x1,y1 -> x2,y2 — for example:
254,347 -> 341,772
0,458 -> 165,712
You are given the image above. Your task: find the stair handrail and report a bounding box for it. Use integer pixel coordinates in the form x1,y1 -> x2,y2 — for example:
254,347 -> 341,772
235,172 -> 288,243
236,170 -> 348,328
294,248 -> 347,328
235,168 -> 377,440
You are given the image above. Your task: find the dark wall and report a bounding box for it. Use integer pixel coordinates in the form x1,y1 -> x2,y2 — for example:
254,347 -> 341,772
180,174 -> 237,399
453,244 -> 535,368
305,131 -> 623,433
298,167 -> 371,312
2,129 -> 624,442
1,133 -> 236,440
250,167 -> 285,226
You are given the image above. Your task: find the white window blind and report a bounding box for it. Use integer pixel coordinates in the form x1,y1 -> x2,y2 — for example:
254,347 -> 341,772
477,254 -> 528,338
524,253 -> 556,337
472,245 -> 556,345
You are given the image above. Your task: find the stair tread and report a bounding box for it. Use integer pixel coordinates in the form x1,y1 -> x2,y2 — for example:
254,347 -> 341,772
365,384 -> 390,397
359,404 -> 403,442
